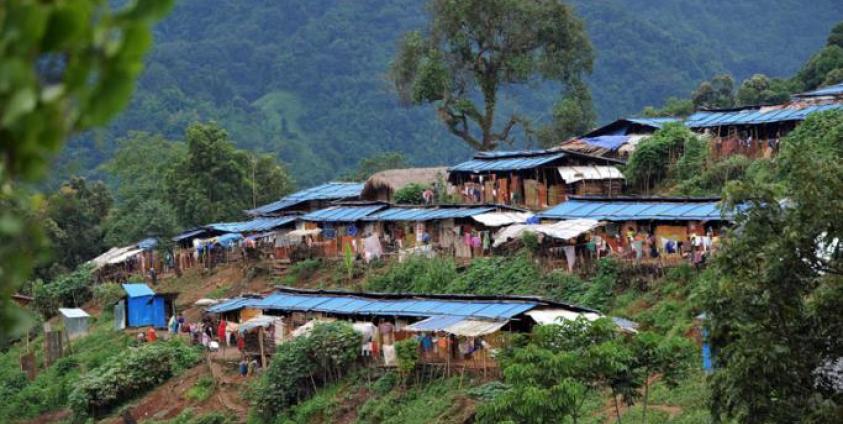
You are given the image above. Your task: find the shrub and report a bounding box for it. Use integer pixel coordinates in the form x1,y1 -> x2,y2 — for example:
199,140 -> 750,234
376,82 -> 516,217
371,372 -> 398,396
31,265 -> 95,317
394,339 -> 419,376
68,340 -> 201,420
393,183 -> 426,204
366,256 -> 458,293
249,322 -> 361,422
93,282 -> 124,308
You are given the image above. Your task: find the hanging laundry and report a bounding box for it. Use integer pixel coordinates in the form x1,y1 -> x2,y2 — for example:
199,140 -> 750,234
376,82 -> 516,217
563,245 -> 576,272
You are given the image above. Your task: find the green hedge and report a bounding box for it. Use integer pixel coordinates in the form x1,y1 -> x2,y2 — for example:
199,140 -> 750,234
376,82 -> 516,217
68,340 -> 201,420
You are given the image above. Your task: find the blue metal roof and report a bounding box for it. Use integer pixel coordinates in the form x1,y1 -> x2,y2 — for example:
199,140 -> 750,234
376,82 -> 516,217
538,199 -> 733,221
247,182 -> 364,215
581,136 -> 629,151
685,104 -> 843,128
122,283 -> 155,298
206,216 -> 297,233
227,291 -> 539,320
626,117 -> 680,127
137,238 -> 158,251
206,297 -> 259,314
795,83 -> 843,98
449,150 -> 566,173
302,205 -> 385,222
172,228 -> 208,242
363,206 -> 495,221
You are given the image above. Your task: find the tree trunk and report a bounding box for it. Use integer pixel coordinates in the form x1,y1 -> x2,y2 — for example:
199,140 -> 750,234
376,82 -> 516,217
613,393 -> 622,423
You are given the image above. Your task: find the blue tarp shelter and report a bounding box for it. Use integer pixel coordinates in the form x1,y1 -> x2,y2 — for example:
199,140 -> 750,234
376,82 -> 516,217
122,283 -> 167,328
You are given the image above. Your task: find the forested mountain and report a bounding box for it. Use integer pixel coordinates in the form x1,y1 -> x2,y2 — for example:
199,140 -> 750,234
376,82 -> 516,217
55,0 -> 843,186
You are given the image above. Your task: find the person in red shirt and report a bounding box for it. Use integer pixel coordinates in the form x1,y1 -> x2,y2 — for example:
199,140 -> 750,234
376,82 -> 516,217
146,327 -> 157,342
217,319 -> 227,343
237,333 -> 245,351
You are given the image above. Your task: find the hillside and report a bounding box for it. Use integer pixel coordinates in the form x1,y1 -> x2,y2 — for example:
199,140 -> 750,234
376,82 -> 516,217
53,0 -> 843,186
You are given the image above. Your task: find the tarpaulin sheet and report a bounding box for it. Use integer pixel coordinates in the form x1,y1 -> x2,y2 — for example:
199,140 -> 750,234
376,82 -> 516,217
581,136 -> 629,151
471,212 -> 533,227
558,166 -> 625,183
406,315 -> 507,336
493,219 -> 602,247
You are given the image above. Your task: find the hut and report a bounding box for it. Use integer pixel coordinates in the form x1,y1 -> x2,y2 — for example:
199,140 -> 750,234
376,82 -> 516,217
246,182 -> 364,216
558,117 -> 679,160
448,149 -> 625,210
361,204 -> 528,260
536,196 -> 736,267
685,102 -> 843,160
361,167 -> 450,202
117,283 -> 177,329
298,202 -> 388,258
58,308 -> 90,340
205,286 -> 619,370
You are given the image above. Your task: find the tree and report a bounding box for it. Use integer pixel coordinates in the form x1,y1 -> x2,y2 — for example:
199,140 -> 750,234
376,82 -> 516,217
103,132 -> 185,245
538,79 -> 597,147
166,122 -> 250,226
641,97 -> 695,118
692,75 -> 735,110
630,332 -> 694,423
826,21 -> 843,49
390,0 -> 593,151
735,74 -> 793,106
166,122 -> 293,226
0,0 -> 172,339
795,45 -> 843,90
393,183 -> 426,204
342,152 -> 408,181
624,123 -> 705,193
41,177 -> 113,280
703,111 -> 843,423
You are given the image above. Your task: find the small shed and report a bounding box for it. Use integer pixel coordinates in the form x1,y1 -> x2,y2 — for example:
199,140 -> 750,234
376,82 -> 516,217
121,283 -> 169,329
58,308 -> 90,340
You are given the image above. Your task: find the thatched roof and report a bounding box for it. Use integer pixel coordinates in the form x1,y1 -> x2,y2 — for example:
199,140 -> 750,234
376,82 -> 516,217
362,167 -> 449,198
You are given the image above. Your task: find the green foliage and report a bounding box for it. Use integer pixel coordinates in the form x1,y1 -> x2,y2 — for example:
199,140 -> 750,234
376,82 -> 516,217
538,79 -> 597,147
165,122 -> 293,226
366,256 -> 458,293
38,177 -> 112,281
641,97 -> 695,118
0,0 -> 173,341
692,74 -> 735,109
371,371 -> 398,396
31,265 -> 95,317
341,152 -> 408,181
151,409 -> 236,424
69,339 -> 201,420
394,338 -> 419,375
703,110 -> 843,423
393,183 -> 426,205
735,74 -> 794,106
342,242 -> 354,282
357,376 -> 471,424
249,322 -> 360,422
390,0 -> 593,151
672,154 -> 754,196
93,282 -> 125,309
185,377 -> 215,402
479,318 -> 694,424
624,123 -> 706,193
795,45 -> 843,90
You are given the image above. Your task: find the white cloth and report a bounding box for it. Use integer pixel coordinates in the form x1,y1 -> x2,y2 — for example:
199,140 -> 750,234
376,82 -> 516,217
382,344 -> 397,366
563,245 -> 577,272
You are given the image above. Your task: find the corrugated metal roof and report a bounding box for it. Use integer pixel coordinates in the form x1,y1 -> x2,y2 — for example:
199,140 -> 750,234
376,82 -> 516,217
137,238 -> 158,251
238,292 -> 538,319
626,117 -> 680,127
685,104 -> 843,128
795,83 -> 843,98
406,315 -> 507,336
538,199 -> 732,221
558,166 -> 624,183
363,206 -> 495,221
122,283 -> 155,298
58,308 -> 90,319
302,205 -> 385,222
247,182 -> 364,215
449,151 -> 567,173
206,216 -> 297,233
206,297 -> 261,313
172,228 -> 207,242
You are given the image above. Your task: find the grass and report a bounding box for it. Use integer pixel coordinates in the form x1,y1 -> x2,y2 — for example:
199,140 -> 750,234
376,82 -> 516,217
185,376 -> 216,403
0,311 -> 131,421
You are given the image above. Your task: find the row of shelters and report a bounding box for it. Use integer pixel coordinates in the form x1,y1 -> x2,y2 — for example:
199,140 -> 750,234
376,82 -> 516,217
204,286 -> 633,369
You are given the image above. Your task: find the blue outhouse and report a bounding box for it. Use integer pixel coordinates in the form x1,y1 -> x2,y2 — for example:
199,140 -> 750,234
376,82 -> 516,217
122,283 -> 168,328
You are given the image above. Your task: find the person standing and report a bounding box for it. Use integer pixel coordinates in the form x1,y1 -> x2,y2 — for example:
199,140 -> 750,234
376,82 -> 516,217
148,267 -> 158,286
146,326 -> 157,342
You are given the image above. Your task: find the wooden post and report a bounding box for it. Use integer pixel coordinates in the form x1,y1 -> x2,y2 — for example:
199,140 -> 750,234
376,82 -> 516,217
258,326 -> 267,369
